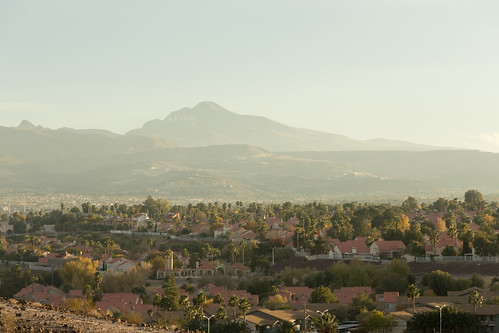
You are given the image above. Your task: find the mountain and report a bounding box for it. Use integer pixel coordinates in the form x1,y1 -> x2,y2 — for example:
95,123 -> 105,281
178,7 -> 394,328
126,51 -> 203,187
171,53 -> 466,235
1,122 -> 499,201
126,102 -> 440,152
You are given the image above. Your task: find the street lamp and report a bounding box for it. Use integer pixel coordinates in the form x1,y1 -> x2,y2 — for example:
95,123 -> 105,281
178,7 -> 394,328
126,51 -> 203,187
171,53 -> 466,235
436,304 -> 446,333
316,309 -> 328,316
203,314 -> 215,333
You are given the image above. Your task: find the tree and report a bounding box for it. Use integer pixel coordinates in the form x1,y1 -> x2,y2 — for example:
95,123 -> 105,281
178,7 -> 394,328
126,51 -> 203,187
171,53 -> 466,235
238,297 -> 251,323
240,240 -> 247,266
264,294 -> 289,310
228,295 -> 239,318
401,196 -> 420,213
216,305 -> 228,320
465,190 -> 484,210
424,270 -> 452,296
213,293 -> 224,305
406,284 -> 420,313
310,286 -> 338,303
312,312 -> 338,333
159,274 -> 179,311
59,258 -> 99,290
179,294 -> 190,309
430,230 -> 440,255
468,289 -> 483,314
363,310 -> 396,333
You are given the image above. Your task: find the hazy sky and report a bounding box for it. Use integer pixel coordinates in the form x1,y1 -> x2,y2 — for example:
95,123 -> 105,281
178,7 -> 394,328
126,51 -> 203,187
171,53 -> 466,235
1,1 -> 499,151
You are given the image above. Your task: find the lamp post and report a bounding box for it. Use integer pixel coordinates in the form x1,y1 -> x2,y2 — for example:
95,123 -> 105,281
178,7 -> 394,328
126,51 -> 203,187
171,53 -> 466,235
436,304 -> 446,333
203,314 -> 215,333
316,309 -> 328,316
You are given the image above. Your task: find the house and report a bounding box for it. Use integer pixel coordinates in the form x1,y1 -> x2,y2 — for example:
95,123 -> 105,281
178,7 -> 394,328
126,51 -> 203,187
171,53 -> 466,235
14,283 -> 66,307
100,256 -> 135,272
278,286 -> 314,303
95,292 -> 155,317
244,308 -> 315,333
264,218 -> 282,230
424,232 -> 460,255
38,252 -> 79,268
376,292 -> 399,312
370,240 -> 406,258
330,238 -> 371,259
198,284 -> 259,307
190,224 -> 211,236
333,287 -> 372,304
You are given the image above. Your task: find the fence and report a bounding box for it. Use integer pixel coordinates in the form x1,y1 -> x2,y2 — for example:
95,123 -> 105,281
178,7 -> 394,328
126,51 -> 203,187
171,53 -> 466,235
414,255 -> 499,263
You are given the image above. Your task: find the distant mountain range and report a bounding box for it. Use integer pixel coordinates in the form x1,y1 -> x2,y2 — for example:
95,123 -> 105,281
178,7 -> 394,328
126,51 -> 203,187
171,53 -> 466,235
1,102 -> 497,201
126,102 -> 441,152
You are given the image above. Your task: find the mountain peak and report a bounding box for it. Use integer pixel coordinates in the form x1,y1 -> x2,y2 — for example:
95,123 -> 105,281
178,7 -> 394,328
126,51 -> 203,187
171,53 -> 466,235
18,120 -> 36,129
165,101 -> 236,121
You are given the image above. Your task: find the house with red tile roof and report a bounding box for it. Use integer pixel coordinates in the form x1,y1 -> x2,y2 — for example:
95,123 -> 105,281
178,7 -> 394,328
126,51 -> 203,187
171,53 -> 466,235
370,240 -> 406,258
376,292 -> 399,312
100,256 -> 135,272
330,238 -> 371,259
424,232 -> 460,255
197,284 -> 259,306
264,218 -> 283,230
38,252 -> 79,268
190,224 -> 211,236
333,287 -> 372,304
94,292 -> 155,317
278,286 -> 314,303
14,283 -> 66,307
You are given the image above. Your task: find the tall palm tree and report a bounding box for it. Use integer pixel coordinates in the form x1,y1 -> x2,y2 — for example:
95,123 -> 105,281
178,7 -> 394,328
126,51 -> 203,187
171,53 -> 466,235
430,230 -> 439,255
238,297 -> 251,323
406,284 -> 420,313
147,238 -> 153,254
216,305 -> 227,320
228,295 -> 239,318
240,240 -> 247,266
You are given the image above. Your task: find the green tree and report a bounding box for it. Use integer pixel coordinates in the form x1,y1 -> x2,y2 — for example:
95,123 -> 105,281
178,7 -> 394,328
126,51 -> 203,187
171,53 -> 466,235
160,274 -> 179,311
364,310 -> 396,333
238,297 -> 251,323
216,305 -> 228,320
406,284 -> 420,313
310,286 -> 338,303
213,293 -> 224,305
468,289 -> 483,314
424,270 -> 452,296
430,230 -> 439,255
228,295 -> 239,318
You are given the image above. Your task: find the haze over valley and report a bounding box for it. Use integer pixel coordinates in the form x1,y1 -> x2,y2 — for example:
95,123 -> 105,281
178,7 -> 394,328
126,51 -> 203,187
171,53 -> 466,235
1,102 -> 497,202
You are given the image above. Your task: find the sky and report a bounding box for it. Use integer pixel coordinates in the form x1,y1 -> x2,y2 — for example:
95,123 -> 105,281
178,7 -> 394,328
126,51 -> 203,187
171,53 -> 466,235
1,0 -> 499,151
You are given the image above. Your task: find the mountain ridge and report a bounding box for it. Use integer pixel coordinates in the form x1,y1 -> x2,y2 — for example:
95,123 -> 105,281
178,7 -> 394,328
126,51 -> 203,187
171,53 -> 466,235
126,101 -> 442,152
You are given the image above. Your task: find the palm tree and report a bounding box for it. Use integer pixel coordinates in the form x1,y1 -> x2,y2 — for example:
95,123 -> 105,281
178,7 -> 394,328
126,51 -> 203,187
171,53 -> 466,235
147,238 -> 153,254
406,284 -> 420,313
238,297 -> 251,323
228,242 -> 239,265
216,305 -> 227,320
468,290 -> 483,314
313,312 -> 338,333
213,293 -> 224,305
179,294 -> 190,309
240,240 -> 247,266
430,230 -> 440,255
228,295 -> 239,318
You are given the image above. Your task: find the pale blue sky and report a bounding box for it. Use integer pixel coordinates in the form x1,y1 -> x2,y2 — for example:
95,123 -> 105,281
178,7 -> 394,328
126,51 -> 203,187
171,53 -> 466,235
1,1 -> 499,151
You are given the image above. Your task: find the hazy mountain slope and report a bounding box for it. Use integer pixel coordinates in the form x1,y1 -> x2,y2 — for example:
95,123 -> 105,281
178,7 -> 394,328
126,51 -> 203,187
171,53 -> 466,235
1,122 -> 498,201
126,102 -> 438,152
